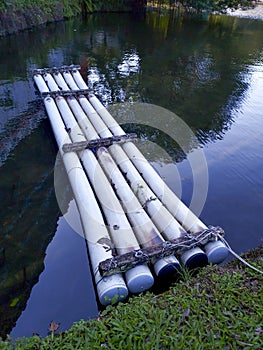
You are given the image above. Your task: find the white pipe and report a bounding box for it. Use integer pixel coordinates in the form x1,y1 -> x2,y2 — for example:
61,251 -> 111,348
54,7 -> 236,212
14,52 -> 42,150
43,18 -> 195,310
68,96 -> 181,277
53,72 -> 70,91
72,69 -> 89,90
44,69 -> 227,265
34,74 -> 49,93
63,71 -> 79,90
87,94 -> 228,264
65,75 -> 208,268
77,96 -> 208,268
42,73 -> 60,91
33,74 -> 128,305
54,94 -> 154,293
50,72 -> 181,276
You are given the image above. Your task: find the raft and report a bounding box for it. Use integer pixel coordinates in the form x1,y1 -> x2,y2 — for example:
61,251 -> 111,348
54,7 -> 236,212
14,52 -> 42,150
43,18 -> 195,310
33,65 -> 229,306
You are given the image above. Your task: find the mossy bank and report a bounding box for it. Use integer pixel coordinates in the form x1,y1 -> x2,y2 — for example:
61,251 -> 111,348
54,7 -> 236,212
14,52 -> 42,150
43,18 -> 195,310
0,0 -> 139,37
1,245 -> 262,349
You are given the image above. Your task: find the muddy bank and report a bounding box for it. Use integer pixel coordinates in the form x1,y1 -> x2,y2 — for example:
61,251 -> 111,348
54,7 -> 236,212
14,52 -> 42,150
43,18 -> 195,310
0,2 -> 64,37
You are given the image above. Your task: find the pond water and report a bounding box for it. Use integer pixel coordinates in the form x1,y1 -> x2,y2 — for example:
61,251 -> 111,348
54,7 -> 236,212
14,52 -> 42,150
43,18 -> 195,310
0,10 -> 263,339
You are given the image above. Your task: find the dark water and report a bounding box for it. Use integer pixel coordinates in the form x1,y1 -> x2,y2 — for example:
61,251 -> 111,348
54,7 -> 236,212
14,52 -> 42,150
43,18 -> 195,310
0,10 -> 263,339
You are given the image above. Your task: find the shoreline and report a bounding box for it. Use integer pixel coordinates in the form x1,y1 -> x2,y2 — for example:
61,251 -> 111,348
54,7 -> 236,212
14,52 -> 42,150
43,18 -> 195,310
1,4 -> 263,37
227,3 -> 263,20
1,244 -> 262,347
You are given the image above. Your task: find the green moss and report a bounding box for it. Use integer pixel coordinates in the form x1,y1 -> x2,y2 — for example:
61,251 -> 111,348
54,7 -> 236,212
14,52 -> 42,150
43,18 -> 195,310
1,246 -> 262,349
0,0 -> 134,16
0,1 -> 80,17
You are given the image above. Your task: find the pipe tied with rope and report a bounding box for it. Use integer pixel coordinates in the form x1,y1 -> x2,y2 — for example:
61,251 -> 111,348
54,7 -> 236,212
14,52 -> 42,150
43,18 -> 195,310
99,226 -> 224,276
62,133 -> 138,153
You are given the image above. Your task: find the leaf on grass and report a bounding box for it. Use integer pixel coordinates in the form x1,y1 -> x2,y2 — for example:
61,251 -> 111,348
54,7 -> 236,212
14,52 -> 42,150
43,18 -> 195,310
182,307 -> 190,320
9,297 -> 19,307
49,321 -> 60,332
213,331 -> 220,339
255,327 -> 262,335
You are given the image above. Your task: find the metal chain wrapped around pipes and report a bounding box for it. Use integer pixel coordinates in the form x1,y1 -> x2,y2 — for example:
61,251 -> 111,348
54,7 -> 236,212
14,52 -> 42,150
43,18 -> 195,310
45,74 -> 154,293
33,73 -> 128,306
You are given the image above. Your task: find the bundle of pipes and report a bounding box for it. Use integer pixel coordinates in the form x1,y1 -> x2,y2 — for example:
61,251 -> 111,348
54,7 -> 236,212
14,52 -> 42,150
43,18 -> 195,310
33,66 -> 228,305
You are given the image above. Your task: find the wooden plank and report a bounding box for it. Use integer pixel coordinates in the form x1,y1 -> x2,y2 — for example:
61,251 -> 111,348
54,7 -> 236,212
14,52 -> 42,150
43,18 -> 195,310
62,133 -> 137,153
33,65 -> 80,75
41,89 -> 93,98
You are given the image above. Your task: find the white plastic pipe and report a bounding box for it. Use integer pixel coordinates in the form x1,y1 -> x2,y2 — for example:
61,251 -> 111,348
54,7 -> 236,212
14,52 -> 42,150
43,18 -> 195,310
63,71 -> 79,90
67,71 -> 209,267
51,91 -> 154,293
60,97 -> 155,292
77,95 -> 209,266
66,96 -> 181,278
72,69 -> 89,89
67,69 -> 227,264
56,71 -> 182,275
42,73 -> 60,92
53,72 -> 70,91
33,74 -> 128,305
87,94 -> 229,264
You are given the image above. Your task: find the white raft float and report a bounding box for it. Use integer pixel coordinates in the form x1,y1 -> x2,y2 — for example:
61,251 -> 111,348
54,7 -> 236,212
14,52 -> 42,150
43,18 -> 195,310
33,65 -> 229,306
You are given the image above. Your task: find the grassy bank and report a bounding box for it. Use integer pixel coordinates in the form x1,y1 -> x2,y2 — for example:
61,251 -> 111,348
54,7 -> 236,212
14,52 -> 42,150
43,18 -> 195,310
1,246 -> 262,349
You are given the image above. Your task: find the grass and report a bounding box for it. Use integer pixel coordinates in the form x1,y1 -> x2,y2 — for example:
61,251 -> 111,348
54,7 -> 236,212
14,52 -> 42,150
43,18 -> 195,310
0,246 -> 262,349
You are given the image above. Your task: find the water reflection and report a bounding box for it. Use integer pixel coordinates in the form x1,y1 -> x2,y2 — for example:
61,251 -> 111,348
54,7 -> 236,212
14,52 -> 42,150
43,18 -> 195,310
11,201 -> 98,339
88,49 -> 141,104
117,51 -> 140,76
0,123 -> 59,338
